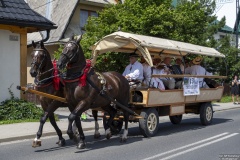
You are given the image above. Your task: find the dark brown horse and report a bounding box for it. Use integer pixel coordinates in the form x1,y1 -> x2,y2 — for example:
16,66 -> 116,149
57,36 -> 130,149
30,41 -> 68,147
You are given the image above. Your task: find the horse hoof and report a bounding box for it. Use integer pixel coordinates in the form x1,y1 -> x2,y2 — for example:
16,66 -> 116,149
32,139 -> 41,148
56,138 -> 66,147
106,133 -> 112,140
77,142 -> 86,149
120,138 -> 127,143
94,133 -> 101,139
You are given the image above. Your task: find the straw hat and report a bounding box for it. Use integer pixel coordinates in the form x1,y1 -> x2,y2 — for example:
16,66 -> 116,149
192,56 -> 203,65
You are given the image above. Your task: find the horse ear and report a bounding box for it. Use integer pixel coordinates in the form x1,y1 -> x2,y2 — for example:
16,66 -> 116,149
40,41 -> 44,48
76,34 -> 82,44
32,41 -> 36,48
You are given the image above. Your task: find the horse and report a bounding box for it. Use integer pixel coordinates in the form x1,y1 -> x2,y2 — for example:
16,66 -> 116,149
29,41 -> 69,147
57,35 -> 130,149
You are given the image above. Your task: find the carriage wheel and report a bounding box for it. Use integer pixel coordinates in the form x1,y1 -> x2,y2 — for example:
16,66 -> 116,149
169,115 -> 182,124
200,102 -> 213,126
139,108 -> 159,137
103,113 -> 123,135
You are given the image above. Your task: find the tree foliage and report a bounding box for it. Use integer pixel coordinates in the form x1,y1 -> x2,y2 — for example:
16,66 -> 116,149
79,0 -> 237,81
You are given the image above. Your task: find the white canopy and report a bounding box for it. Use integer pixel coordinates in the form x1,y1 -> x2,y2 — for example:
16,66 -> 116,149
91,31 -> 225,66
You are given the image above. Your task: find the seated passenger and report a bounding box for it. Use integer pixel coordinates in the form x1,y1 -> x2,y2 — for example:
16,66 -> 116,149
175,58 -> 184,73
185,56 -> 211,88
171,58 -> 184,89
123,53 -> 144,87
140,57 -> 151,87
149,57 -> 165,90
184,60 -> 192,74
159,57 -> 175,89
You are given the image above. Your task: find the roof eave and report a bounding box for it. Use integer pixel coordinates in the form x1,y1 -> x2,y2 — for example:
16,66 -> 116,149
0,20 -> 57,32
79,0 -> 114,7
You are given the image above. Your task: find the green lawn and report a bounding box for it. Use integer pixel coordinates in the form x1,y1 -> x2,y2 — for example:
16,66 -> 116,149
0,115 -> 59,125
0,119 -> 40,125
218,96 -> 232,103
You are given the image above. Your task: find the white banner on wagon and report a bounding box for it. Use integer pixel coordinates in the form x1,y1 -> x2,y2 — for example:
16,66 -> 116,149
183,77 -> 200,96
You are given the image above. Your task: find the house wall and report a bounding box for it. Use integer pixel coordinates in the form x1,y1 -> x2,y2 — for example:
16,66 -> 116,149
0,29 -> 20,102
64,3 -> 103,38
214,32 -> 239,47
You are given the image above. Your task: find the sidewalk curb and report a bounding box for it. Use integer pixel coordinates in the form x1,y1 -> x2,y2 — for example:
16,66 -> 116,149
0,127 -> 103,144
214,107 -> 240,112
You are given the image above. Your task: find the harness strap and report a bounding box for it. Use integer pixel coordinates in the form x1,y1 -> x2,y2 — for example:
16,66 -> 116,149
35,81 -> 53,88
62,59 -> 91,87
86,77 -> 139,116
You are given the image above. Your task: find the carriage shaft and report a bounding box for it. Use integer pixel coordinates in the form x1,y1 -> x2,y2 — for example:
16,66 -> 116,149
17,86 -> 67,103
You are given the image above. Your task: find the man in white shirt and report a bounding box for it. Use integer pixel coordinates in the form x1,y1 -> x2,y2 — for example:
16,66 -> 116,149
123,53 -> 144,86
185,56 -> 210,88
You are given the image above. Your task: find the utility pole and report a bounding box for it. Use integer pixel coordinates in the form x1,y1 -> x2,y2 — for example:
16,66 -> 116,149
236,0 -> 239,48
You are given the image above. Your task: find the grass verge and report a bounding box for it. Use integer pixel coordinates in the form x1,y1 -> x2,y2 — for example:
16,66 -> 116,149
0,115 -> 59,125
217,95 -> 232,103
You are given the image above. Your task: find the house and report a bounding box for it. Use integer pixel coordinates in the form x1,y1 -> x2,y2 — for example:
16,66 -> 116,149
214,21 -> 236,47
0,0 -> 56,102
26,0 -> 118,84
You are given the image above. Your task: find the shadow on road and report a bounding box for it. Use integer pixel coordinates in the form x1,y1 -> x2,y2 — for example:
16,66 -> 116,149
34,117 -> 232,153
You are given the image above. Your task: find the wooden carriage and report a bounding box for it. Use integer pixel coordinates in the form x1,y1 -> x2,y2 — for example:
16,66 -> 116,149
90,31 -> 226,137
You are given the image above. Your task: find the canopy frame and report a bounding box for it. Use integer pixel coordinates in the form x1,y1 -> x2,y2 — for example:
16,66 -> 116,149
91,31 -> 225,67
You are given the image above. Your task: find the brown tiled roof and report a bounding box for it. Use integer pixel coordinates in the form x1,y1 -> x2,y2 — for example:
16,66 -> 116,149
0,0 -> 57,32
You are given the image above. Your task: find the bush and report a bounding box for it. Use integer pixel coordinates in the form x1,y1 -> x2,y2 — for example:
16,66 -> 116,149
0,85 -> 43,121
0,98 -> 43,121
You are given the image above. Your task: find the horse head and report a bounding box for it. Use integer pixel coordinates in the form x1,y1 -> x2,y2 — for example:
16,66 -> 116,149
57,35 -> 85,74
30,41 -> 51,77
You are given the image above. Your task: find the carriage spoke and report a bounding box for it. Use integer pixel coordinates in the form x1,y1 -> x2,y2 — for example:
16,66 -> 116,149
147,113 -> 157,132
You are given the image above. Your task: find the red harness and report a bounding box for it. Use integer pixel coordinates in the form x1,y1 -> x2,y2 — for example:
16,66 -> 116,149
52,60 -> 60,90
63,59 -> 91,87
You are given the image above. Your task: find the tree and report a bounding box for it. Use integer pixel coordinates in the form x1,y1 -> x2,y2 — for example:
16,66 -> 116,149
81,0 -> 227,74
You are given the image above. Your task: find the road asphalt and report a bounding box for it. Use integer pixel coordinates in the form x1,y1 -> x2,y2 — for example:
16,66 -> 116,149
0,102 -> 239,143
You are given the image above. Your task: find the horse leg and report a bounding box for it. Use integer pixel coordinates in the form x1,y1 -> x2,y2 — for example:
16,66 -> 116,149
67,113 -> 77,140
120,111 -> 129,143
92,110 -> 101,139
32,112 -> 48,148
104,107 -> 117,140
48,113 -> 66,146
72,120 -> 79,137
75,114 -> 86,149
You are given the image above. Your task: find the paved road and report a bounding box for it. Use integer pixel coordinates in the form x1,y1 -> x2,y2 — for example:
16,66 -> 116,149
1,108 -> 240,160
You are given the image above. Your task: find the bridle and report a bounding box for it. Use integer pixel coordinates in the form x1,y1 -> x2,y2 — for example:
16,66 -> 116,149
61,41 -> 79,67
31,48 -> 48,75
31,48 -> 55,86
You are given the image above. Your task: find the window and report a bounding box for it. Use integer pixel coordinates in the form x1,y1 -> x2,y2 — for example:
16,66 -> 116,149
219,35 -> 225,39
80,10 -> 98,30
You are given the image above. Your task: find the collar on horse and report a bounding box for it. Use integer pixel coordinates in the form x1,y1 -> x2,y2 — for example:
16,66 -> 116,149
62,59 -> 91,87
35,77 -> 53,88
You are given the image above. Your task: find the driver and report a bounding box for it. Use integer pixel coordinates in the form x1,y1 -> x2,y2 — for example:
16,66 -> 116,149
123,53 -> 144,87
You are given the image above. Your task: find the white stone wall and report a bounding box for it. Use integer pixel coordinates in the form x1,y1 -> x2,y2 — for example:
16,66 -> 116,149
0,29 -> 20,102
